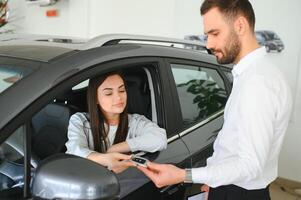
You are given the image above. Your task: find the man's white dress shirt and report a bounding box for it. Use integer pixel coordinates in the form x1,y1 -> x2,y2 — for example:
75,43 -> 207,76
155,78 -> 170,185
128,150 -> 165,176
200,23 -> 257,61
192,47 -> 292,189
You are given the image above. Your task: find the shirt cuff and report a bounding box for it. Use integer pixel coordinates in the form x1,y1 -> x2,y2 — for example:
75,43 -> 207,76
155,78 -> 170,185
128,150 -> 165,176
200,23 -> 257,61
192,167 -> 207,183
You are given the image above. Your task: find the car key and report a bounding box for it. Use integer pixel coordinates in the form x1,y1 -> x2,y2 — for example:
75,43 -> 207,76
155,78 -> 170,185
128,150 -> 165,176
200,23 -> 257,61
131,155 -> 149,167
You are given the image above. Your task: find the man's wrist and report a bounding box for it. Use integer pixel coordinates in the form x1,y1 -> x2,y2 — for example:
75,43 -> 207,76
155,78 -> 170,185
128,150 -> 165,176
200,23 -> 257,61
184,168 -> 193,183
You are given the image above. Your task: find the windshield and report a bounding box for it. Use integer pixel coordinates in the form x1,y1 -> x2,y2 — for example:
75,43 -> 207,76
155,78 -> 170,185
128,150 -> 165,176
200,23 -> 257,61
255,33 -> 265,42
0,62 -> 39,94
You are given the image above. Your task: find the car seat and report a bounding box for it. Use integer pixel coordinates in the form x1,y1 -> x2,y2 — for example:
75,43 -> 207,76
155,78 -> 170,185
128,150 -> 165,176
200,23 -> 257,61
31,102 -> 77,160
125,75 -> 152,120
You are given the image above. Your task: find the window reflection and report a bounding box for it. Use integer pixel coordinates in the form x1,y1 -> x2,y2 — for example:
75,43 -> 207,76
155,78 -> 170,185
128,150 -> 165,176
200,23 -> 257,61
172,64 -> 227,126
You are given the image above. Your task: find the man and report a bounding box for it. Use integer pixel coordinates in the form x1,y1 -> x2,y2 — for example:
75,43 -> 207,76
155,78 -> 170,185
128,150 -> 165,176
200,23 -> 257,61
138,0 -> 292,199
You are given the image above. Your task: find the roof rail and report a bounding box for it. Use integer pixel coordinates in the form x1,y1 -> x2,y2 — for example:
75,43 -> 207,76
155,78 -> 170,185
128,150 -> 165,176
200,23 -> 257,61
80,33 -> 210,53
0,33 -> 86,49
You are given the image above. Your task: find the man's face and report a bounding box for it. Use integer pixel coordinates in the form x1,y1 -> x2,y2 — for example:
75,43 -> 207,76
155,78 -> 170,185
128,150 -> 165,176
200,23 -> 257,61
203,7 -> 241,64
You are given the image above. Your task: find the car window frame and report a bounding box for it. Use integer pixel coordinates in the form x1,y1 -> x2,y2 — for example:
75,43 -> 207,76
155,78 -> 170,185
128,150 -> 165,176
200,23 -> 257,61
218,65 -> 233,92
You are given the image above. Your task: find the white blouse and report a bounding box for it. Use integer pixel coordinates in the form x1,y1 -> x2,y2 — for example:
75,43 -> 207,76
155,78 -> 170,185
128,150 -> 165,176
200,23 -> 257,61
65,112 -> 167,158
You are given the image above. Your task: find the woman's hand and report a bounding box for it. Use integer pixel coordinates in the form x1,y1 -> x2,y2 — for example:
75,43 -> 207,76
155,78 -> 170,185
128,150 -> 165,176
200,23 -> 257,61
88,152 -> 135,173
102,152 -> 135,173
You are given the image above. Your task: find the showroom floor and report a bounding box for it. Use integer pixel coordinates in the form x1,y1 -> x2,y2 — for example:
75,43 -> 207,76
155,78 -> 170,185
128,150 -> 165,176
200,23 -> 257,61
270,178 -> 301,200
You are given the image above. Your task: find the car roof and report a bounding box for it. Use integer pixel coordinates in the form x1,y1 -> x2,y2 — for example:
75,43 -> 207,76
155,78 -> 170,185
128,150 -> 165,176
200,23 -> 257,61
0,45 -> 77,62
0,34 -> 85,62
256,30 -> 276,34
0,33 -> 211,62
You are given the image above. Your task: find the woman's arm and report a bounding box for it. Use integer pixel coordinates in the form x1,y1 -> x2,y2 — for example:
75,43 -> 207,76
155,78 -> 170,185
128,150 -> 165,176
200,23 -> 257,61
87,152 -> 134,173
107,141 -> 131,153
65,113 -> 95,158
126,114 -> 167,153
66,113 -> 135,173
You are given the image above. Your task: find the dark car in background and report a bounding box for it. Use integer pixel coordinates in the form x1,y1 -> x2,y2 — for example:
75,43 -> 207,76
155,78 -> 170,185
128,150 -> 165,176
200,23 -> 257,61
184,34 -> 208,50
255,30 -> 284,53
0,34 -> 233,199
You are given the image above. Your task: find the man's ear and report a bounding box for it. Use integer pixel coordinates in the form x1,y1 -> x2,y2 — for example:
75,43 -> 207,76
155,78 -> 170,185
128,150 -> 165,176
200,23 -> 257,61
234,16 -> 248,36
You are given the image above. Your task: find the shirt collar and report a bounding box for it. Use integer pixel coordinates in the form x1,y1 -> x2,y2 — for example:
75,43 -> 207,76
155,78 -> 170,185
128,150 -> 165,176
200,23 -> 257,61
232,47 -> 266,78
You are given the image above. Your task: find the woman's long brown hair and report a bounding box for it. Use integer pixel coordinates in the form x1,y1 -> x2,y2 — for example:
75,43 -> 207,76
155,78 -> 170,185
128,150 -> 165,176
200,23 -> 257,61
87,71 -> 129,153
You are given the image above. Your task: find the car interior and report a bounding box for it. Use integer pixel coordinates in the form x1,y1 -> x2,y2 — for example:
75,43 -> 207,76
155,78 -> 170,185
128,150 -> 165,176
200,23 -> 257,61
30,66 -> 155,161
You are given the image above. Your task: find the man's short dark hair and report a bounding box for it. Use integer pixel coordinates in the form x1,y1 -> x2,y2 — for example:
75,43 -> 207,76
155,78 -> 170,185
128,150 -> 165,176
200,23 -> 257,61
201,0 -> 255,31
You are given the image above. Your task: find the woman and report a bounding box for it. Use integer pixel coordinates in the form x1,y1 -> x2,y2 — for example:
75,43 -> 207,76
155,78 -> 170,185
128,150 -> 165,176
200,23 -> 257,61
66,71 -> 167,173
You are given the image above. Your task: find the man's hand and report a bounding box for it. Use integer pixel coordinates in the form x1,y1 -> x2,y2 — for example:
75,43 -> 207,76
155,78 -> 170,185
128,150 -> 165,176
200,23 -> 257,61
200,184 -> 209,200
201,184 -> 209,192
137,161 -> 185,188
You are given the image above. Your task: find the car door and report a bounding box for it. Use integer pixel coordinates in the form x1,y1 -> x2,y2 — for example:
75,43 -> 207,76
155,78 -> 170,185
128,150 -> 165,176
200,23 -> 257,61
0,54 -> 191,199
116,58 -> 191,200
165,58 -> 231,197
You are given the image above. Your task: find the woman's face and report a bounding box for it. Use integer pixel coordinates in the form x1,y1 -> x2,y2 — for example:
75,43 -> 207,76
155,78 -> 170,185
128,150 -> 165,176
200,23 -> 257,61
97,74 -> 127,118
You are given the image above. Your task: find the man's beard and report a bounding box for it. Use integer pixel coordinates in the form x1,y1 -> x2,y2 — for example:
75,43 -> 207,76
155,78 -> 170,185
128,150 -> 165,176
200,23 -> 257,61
211,31 -> 241,64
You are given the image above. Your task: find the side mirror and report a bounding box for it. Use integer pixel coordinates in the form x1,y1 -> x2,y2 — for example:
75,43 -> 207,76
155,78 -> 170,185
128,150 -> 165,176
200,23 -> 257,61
32,154 -> 120,200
